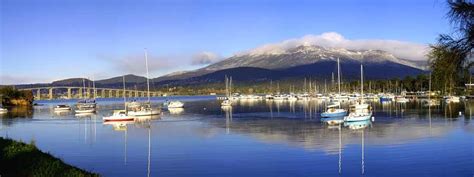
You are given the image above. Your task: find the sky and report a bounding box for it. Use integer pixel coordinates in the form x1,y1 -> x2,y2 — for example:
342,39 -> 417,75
0,0 -> 452,84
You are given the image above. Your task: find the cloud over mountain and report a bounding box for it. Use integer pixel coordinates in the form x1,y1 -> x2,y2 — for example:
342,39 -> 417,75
239,32 -> 428,60
191,52 -> 222,65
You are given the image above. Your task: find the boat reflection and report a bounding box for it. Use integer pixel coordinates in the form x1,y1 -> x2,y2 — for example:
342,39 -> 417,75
344,120 -> 371,130
168,108 -> 184,115
222,106 -> 233,134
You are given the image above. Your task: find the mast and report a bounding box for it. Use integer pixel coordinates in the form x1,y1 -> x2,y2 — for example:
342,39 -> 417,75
123,75 -> 127,110
92,76 -> 96,100
144,48 -> 151,103
229,76 -> 232,97
82,78 -> 86,99
338,58 -> 341,94
429,72 -> 432,101
361,64 -> 364,100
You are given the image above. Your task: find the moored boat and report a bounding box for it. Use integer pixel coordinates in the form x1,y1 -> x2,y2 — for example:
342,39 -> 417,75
103,110 -> 135,121
54,105 -> 71,111
164,100 -> 184,108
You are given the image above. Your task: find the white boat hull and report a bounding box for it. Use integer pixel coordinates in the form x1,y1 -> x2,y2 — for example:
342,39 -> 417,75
128,110 -> 161,116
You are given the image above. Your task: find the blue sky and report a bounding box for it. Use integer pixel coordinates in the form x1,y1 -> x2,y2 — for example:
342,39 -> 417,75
1,0 -> 451,84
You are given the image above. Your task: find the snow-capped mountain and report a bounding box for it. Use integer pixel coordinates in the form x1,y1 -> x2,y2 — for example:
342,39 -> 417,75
204,45 -> 426,71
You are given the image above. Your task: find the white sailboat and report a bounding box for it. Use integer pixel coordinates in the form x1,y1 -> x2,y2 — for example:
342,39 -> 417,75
128,49 -> 161,116
76,78 -> 97,109
221,75 -> 233,107
344,64 -> 373,122
76,78 -> 97,115
0,107 -> 7,114
163,100 -> 184,108
321,58 -> 347,118
104,76 -> 135,121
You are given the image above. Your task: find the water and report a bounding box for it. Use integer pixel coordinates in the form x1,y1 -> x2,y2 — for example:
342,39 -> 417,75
1,96 -> 473,177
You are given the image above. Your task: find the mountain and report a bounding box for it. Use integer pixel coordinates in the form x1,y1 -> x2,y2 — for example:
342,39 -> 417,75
47,74 -> 147,88
205,45 -> 424,71
157,45 -> 427,83
12,45 -> 427,88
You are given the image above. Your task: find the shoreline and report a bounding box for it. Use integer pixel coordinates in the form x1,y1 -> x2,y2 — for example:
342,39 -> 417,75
0,137 -> 99,177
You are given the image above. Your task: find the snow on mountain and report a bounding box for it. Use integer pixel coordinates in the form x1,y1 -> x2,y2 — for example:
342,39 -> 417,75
204,45 -> 426,71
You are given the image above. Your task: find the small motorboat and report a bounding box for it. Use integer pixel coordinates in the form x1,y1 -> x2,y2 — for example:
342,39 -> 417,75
54,105 -> 71,111
75,108 -> 96,114
0,107 -> 7,114
344,103 -> 373,122
395,96 -> 409,103
321,103 -> 347,118
163,100 -> 184,108
445,96 -> 460,103
221,99 -> 233,107
103,110 -> 135,121
344,120 -> 371,130
321,117 -> 344,125
128,104 -> 161,116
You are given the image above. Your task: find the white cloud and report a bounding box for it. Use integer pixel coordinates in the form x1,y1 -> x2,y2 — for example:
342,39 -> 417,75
239,32 -> 429,60
191,51 -> 222,65
99,53 -> 177,76
0,75 -> 50,85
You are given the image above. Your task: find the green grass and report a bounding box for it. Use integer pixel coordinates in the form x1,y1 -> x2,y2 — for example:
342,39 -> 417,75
0,137 -> 99,177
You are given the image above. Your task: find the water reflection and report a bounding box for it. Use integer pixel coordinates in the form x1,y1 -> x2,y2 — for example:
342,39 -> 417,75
0,98 -> 473,176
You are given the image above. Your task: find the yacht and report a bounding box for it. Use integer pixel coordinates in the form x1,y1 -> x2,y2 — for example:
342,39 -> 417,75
54,105 -> 71,111
395,96 -> 409,103
344,103 -> 373,122
104,75 -> 136,122
445,96 -> 460,103
104,110 -> 135,121
321,58 -> 347,118
344,64 -> 373,122
321,103 -> 347,118
0,107 -> 7,114
127,49 -> 161,116
163,100 -> 184,108
221,75 -> 233,107
128,104 -> 161,116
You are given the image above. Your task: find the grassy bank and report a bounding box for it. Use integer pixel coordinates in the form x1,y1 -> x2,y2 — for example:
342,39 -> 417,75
0,137 -> 99,177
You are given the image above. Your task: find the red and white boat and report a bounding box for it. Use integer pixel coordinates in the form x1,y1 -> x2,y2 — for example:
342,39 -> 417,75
103,110 -> 135,121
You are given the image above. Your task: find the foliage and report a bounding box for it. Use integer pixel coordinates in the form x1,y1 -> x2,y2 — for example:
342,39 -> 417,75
428,0 -> 473,94
0,86 -> 34,106
0,137 -> 99,177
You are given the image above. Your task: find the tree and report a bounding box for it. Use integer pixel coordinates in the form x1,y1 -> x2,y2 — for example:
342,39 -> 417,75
428,0 -> 473,94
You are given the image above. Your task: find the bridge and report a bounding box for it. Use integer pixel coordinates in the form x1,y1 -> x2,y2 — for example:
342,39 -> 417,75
19,87 -> 163,100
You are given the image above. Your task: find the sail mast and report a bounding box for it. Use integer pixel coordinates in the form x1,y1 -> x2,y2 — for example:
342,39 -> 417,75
145,48 -> 151,103
123,75 -> 127,110
338,58 -> 341,94
92,76 -> 96,99
361,64 -> 364,100
82,78 -> 86,99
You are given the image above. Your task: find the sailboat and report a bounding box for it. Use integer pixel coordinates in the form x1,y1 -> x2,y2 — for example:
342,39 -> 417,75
0,106 -> 7,114
76,78 -> 97,115
425,72 -> 440,106
321,58 -> 347,118
104,76 -> 135,121
128,49 -> 161,116
344,64 -> 373,122
76,78 -> 97,109
221,75 -> 233,107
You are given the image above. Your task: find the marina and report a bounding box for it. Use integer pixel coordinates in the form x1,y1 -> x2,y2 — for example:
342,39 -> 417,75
0,95 -> 473,176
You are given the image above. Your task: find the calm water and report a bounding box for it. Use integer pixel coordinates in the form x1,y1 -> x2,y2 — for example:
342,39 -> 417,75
1,96 -> 473,177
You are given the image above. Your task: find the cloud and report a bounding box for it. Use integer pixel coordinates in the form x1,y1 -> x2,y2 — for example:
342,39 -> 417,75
0,75 -> 50,85
239,32 -> 429,60
191,51 -> 222,65
99,53 -> 177,76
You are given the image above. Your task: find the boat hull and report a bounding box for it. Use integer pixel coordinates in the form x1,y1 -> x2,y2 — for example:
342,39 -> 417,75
344,113 -> 372,122
128,110 -> 161,116
321,110 -> 347,118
